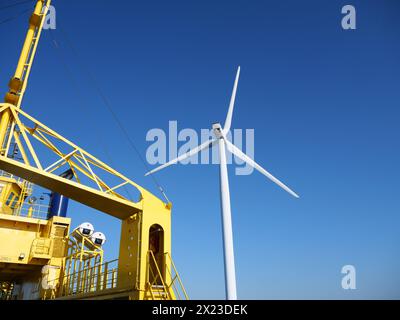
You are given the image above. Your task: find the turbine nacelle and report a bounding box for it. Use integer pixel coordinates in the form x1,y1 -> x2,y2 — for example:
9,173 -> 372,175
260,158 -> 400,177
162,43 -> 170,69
212,123 -> 224,139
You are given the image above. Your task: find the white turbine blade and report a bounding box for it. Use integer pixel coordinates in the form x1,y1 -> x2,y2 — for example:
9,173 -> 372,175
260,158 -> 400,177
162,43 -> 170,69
224,138 -> 300,198
223,66 -> 241,134
145,139 -> 216,176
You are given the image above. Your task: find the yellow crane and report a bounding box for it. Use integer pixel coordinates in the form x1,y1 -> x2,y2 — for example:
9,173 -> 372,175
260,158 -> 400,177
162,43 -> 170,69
0,0 -> 187,300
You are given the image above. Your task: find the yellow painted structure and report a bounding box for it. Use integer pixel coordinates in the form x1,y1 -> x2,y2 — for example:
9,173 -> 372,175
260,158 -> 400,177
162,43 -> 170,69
0,0 -> 187,300
0,200 -> 70,299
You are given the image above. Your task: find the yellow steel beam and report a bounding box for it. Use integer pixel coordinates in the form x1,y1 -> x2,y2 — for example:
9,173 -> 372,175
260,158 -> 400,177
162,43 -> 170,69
25,125 -> 122,198
45,149 -> 78,172
13,105 -> 153,196
4,122 -> 16,156
1,1 -> 51,149
0,103 -> 168,222
13,130 -> 30,166
0,157 -> 142,220
9,107 -> 42,169
0,105 -> 8,114
23,115 -> 124,197
14,0 -> 51,107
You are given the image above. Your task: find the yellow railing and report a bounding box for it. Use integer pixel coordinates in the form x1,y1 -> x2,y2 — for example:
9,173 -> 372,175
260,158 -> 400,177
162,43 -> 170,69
147,250 -> 171,300
146,251 -> 189,300
41,252 -> 187,300
12,202 -> 49,219
58,259 -> 119,297
164,252 -> 189,300
0,170 -> 28,186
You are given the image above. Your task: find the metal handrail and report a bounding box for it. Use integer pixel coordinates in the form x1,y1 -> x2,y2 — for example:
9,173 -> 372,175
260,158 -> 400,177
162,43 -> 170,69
164,252 -> 189,300
46,259 -> 119,298
40,252 -> 188,300
13,202 -> 50,219
0,170 -> 25,184
145,251 -> 188,300
147,250 -> 171,300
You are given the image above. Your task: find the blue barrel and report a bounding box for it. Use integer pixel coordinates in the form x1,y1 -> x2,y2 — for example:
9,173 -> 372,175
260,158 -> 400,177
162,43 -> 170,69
47,193 -> 69,219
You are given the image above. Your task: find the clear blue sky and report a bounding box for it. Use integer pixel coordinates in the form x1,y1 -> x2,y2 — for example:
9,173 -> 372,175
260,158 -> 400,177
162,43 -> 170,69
1,0 -> 400,299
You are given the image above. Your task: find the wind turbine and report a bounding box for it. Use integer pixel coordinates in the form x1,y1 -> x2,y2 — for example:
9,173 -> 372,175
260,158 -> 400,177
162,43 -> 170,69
145,66 -> 299,300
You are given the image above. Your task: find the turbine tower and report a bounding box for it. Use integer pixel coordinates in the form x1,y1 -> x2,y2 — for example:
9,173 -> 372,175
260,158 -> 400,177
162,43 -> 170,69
145,67 -> 299,300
